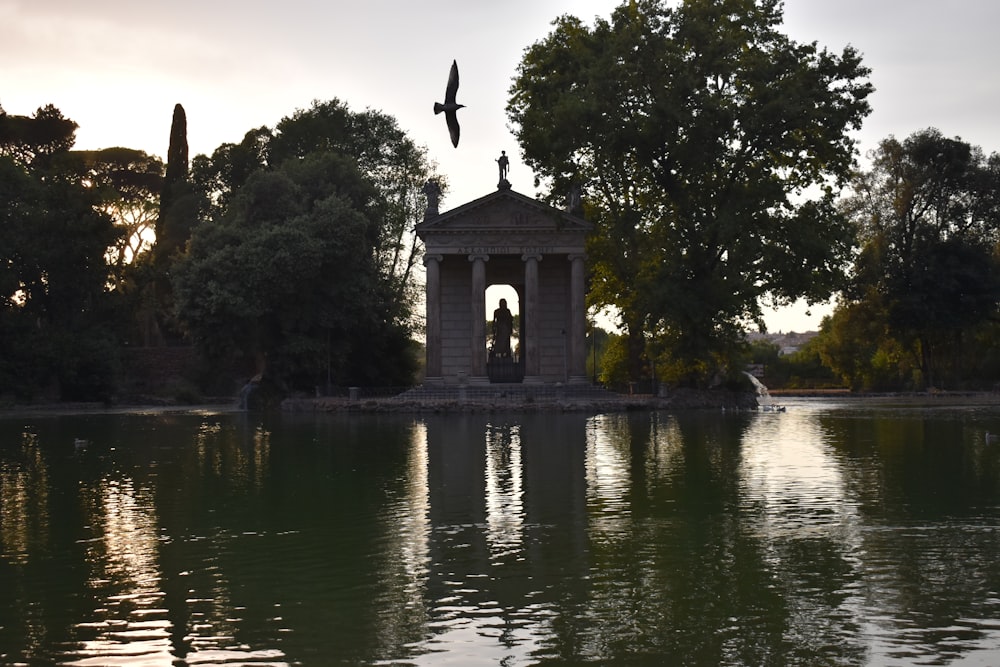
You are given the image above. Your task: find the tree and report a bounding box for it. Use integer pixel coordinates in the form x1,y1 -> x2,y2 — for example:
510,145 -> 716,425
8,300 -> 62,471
812,303 -> 912,391
194,99 -> 437,330
67,147 -> 166,348
172,152 -> 416,391
748,332 -> 839,390
159,103 -> 189,216
176,99 -> 439,394
153,104 -> 200,274
74,148 -> 164,274
0,104 -> 78,169
507,0 -> 872,385
840,129 -> 1000,388
0,121 -> 123,400
150,103 -> 201,343
191,126 -> 272,219
268,100 -> 431,317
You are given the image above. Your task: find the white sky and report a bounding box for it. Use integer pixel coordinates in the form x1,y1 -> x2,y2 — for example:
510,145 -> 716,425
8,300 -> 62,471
4,0 -> 1000,332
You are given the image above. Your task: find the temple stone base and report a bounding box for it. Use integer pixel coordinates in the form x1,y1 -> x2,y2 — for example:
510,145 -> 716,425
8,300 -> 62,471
399,383 -> 617,403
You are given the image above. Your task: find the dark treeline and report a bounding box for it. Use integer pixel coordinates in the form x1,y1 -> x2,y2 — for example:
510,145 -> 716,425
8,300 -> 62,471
1,104 -> 129,401
3,0 -> 1000,404
1,99 -> 437,404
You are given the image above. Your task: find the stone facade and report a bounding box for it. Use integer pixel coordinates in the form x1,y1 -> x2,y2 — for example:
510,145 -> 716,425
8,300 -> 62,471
416,188 -> 593,385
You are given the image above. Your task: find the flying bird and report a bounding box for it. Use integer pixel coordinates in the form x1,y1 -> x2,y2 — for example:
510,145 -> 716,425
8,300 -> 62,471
434,60 -> 464,147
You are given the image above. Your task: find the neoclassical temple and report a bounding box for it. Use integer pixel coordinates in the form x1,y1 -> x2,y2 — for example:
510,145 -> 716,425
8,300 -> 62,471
416,184 -> 593,386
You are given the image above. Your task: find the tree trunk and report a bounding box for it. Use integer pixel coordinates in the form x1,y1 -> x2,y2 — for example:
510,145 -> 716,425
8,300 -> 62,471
624,315 -> 647,384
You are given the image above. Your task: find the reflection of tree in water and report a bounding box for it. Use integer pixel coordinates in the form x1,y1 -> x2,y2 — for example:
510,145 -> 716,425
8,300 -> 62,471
4,410 -> 1000,664
0,431 -> 50,566
817,410 -> 1000,664
580,411 -> 872,665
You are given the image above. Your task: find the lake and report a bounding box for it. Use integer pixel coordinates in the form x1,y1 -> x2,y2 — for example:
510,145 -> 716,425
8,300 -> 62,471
2,398 -> 1000,666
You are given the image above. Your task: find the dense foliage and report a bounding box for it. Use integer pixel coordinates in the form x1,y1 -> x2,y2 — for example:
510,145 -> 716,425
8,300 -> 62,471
173,99 -> 435,393
745,337 -> 839,390
816,129 -> 1000,390
74,147 -> 163,280
0,105 -> 124,400
1,99 -> 435,403
507,0 -> 873,386
173,153 -> 417,391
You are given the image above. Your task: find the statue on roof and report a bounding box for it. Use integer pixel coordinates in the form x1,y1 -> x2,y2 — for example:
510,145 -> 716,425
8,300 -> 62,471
422,179 -> 442,220
496,151 -> 511,190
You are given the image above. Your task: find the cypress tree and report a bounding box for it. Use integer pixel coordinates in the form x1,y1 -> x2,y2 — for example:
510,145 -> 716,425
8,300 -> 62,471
156,103 -> 189,249
151,103 -> 195,344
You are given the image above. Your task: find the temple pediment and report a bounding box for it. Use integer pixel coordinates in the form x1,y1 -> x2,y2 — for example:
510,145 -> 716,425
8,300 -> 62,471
418,188 -> 591,233
416,189 -> 592,255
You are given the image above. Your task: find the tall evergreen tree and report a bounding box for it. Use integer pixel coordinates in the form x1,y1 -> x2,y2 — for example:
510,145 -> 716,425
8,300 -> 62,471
152,103 -> 200,343
155,103 -> 191,260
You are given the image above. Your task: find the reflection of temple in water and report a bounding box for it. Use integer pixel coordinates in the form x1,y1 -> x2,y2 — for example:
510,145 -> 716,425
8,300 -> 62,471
417,414 -> 591,623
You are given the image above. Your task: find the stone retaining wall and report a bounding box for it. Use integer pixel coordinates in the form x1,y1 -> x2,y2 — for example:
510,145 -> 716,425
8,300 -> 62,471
118,347 -> 200,398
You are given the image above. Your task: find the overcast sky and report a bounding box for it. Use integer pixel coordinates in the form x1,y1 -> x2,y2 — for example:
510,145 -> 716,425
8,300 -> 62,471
4,0 -> 999,331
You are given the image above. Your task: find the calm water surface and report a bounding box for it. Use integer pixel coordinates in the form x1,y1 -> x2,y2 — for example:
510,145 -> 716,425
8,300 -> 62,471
2,398 -> 1000,666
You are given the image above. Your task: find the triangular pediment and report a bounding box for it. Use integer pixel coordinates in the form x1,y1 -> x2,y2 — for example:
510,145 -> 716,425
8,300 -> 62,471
416,188 -> 592,235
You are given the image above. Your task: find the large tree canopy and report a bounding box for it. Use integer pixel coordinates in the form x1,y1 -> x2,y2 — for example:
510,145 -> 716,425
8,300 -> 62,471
193,99 -> 433,322
74,147 -> 164,271
507,0 -> 872,385
174,99 -> 437,391
173,153 -> 414,388
0,107 -> 123,400
834,128 -> 1000,388
0,104 -> 78,170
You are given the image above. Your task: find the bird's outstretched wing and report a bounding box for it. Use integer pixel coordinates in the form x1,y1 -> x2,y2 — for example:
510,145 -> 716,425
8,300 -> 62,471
446,110 -> 460,147
444,60 -> 459,105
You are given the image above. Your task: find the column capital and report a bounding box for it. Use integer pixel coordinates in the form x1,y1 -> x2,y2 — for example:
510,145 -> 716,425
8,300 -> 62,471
567,253 -> 587,262
423,253 -> 444,266
468,254 -> 490,263
521,253 -> 543,263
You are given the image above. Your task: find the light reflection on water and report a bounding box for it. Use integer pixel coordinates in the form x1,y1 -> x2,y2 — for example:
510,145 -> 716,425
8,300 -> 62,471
484,422 -> 524,561
1,400 -> 1000,665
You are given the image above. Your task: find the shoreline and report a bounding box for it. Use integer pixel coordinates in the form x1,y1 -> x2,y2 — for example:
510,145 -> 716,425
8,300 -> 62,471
0,387 -> 757,417
2,389 -> 996,418
769,389 -> 1000,406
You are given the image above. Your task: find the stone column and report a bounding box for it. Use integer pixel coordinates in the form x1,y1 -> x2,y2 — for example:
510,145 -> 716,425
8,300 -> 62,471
423,254 -> 443,384
469,254 -> 489,383
568,253 -> 588,384
522,253 -> 543,383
